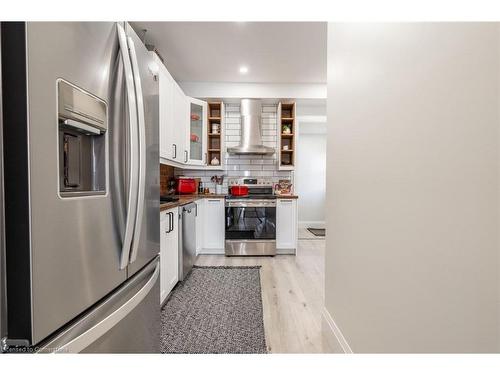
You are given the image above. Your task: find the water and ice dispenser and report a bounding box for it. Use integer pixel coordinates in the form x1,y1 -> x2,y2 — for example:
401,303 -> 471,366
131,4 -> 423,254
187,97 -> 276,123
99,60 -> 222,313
57,80 -> 107,197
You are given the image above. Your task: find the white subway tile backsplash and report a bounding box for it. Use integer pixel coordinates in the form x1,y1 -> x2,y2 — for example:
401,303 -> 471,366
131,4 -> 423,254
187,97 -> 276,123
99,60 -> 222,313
225,129 -> 241,136
238,164 -> 263,171
262,165 -> 276,170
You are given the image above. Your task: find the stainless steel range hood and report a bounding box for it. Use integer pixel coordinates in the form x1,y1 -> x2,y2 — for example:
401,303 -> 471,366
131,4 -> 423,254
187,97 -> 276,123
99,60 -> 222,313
227,99 -> 275,155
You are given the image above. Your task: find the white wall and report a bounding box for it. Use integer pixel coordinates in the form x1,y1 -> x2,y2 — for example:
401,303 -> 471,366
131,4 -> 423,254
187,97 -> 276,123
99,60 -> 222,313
296,133 -> 326,227
325,23 -> 500,353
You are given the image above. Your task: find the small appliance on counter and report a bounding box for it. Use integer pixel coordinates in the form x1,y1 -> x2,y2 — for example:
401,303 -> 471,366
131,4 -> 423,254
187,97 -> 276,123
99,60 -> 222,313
176,177 -> 197,194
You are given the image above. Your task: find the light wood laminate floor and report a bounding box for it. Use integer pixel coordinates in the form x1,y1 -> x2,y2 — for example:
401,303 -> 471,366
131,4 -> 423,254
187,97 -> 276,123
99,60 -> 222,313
195,238 -> 333,353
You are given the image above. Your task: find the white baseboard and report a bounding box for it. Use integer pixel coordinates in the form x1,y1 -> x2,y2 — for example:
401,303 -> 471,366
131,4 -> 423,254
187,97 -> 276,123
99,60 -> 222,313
322,307 -> 353,353
299,221 -> 325,229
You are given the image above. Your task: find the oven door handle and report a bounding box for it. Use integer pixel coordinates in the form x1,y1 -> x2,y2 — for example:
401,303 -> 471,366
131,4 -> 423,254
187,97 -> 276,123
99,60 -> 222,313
226,200 -> 276,208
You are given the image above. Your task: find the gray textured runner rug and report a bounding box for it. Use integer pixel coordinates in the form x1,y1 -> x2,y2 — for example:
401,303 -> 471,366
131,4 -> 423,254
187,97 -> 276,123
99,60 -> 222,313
161,266 -> 267,354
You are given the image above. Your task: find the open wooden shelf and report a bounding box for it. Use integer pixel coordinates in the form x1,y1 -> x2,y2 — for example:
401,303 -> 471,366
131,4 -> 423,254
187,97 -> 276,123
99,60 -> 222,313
279,102 -> 296,168
207,102 -> 223,166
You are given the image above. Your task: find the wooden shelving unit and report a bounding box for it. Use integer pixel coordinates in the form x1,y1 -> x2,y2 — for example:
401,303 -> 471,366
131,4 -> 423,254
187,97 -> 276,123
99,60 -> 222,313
278,102 -> 296,169
207,102 -> 223,167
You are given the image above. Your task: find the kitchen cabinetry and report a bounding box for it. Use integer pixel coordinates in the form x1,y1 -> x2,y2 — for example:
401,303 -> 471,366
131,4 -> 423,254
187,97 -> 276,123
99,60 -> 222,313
201,198 -> 225,253
187,98 -> 208,166
160,208 -> 179,304
195,199 -> 204,255
155,52 -> 222,168
277,102 -> 297,170
173,83 -> 188,164
157,53 -> 174,161
276,198 -> 298,252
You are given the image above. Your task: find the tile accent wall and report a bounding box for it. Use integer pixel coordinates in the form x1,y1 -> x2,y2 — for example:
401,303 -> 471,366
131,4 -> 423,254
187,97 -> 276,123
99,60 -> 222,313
160,164 -> 175,196
173,103 -> 293,194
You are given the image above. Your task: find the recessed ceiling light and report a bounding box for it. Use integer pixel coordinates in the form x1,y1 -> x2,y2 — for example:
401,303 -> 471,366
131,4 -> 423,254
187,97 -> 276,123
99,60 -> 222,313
239,66 -> 248,74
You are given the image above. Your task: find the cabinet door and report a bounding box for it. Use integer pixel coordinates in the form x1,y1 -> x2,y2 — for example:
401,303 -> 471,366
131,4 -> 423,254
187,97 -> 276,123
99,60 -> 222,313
195,199 -> 204,255
203,198 -> 225,250
173,82 -> 187,164
276,199 -> 297,249
160,208 -> 179,304
154,53 -> 177,162
160,211 -> 169,303
166,208 -> 179,295
187,97 -> 208,166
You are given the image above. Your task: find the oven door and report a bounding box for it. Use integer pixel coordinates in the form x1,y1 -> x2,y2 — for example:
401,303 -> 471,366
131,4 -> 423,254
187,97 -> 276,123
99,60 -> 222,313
225,200 -> 276,256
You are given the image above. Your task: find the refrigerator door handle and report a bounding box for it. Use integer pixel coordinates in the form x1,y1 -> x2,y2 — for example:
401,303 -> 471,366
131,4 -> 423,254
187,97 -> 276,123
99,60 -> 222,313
47,261 -> 159,353
127,35 -> 147,265
117,23 -> 139,270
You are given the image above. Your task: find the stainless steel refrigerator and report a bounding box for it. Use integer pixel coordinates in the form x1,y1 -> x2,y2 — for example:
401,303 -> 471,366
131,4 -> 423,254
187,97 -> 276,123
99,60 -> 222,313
0,22 -> 160,353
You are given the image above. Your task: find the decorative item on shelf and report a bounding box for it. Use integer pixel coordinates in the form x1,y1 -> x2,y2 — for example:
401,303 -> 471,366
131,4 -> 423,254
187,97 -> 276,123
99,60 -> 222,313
191,113 -> 200,121
282,125 -> 292,134
190,133 -> 199,143
274,179 -> 293,195
283,145 -> 289,151
211,175 -> 224,195
211,123 -> 220,134
210,156 -> 220,166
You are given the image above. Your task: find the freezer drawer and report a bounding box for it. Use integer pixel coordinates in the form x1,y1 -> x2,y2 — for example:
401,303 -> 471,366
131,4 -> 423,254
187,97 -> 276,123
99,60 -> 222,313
37,258 -> 160,353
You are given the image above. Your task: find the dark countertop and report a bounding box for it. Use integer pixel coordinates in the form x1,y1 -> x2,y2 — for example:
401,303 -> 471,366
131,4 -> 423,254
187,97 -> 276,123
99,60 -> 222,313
160,194 -> 298,211
160,194 -> 226,212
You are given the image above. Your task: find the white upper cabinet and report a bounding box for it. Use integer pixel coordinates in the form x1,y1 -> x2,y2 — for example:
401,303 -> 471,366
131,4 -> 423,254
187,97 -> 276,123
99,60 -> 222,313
155,52 -> 185,164
172,82 -> 188,164
187,97 -> 208,166
276,198 -> 298,251
154,52 -> 228,169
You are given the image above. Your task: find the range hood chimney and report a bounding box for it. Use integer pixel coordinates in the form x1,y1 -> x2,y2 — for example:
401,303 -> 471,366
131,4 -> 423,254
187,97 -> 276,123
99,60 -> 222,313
227,99 -> 275,155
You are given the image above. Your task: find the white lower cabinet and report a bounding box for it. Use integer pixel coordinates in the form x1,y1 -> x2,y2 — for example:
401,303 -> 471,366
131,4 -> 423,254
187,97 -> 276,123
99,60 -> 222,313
195,199 -> 204,255
276,198 -> 298,252
160,208 -> 179,304
201,198 -> 225,253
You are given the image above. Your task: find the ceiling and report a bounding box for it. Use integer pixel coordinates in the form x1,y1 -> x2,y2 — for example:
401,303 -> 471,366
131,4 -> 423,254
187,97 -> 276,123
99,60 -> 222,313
131,22 -> 327,84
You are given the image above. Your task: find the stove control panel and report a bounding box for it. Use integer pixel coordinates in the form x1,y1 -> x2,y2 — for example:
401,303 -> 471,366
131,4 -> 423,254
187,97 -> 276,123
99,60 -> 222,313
228,178 -> 273,187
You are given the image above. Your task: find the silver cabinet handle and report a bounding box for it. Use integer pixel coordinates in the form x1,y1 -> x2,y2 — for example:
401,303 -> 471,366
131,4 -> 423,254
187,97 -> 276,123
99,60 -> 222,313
172,144 -> 177,159
184,150 -> 188,163
280,199 -> 293,203
127,33 -> 147,265
117,23 -> 139,270
205,152 -> 208,164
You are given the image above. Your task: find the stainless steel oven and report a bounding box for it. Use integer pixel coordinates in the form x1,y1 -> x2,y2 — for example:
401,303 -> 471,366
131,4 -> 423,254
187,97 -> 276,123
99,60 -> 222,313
225,178 -> 277,256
